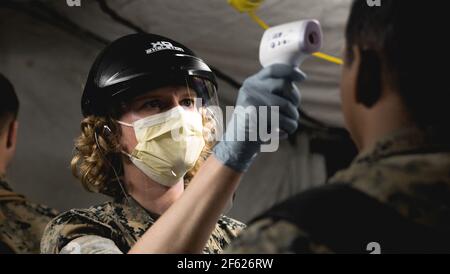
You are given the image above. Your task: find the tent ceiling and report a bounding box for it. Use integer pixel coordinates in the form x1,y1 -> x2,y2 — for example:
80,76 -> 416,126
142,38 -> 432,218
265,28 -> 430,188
47,0 -> 350,126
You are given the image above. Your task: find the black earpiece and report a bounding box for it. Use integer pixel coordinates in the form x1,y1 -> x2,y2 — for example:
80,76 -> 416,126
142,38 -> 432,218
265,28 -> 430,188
356,49 -> 382,108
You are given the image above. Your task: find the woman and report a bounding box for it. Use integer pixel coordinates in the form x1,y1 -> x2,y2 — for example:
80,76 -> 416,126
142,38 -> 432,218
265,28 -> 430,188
41,33 -> 303,254
40,33 -> 246,254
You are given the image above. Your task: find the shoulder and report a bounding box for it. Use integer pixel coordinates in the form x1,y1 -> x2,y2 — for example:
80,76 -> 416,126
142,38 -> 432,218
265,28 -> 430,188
225,218 -> 332,254
226,185 -> 369,254
0,185 -> 58,221
1,197 -> 58,226
45,202 -> 117,232
0,194 -> 58,254
53,202 -> 116,224
41,201 -> 122,254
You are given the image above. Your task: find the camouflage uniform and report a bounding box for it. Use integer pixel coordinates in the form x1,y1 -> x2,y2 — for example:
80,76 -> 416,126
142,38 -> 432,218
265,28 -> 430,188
41,193 -> 246,254
226,127 -> 450,253
0,180 -> 58,254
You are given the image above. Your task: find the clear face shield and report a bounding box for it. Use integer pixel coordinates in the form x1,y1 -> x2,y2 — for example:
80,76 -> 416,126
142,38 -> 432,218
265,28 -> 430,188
109,75 -> 233,213
115,75 -> 223,138
116,75 -> 223,184
185,76 -> 223,145
184,76 -> 233,213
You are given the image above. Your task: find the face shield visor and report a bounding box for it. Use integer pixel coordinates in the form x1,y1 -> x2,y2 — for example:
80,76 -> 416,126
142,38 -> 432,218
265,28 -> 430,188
114,74 -> 222,143
186,76 -> 223,145
113,74 -> 223,188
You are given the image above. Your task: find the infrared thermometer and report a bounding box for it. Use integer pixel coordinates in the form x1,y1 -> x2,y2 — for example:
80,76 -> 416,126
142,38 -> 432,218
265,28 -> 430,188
259,20 -> 323,139
259,20 -> 323,68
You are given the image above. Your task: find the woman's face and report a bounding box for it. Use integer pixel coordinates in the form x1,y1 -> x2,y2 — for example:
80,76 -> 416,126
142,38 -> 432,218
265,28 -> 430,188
119,85 -> 199,153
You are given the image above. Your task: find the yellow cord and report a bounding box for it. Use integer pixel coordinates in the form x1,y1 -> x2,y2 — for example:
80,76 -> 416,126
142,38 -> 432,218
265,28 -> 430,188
247,10 -> 343,65
312,52 -> 344,65
248,11 -> 269,30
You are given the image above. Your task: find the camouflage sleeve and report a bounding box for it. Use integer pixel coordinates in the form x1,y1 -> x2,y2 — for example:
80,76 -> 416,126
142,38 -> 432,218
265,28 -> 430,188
41,210 -> 123,254
203,216 -> 246,254
60,236 -> 123,254
0,198 -> 57,254
219,215 -> 246,238
225,218 -> 333,254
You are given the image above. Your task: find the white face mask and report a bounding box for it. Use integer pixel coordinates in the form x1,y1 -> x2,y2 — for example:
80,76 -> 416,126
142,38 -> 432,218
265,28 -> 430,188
118,106 -> 205,187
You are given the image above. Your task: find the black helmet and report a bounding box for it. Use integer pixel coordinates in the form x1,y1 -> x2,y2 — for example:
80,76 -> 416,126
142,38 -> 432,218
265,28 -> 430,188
81,33 -> 218,117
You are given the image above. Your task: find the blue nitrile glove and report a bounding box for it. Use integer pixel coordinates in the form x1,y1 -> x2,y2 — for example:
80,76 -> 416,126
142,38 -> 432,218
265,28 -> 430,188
213,64 -> 306,172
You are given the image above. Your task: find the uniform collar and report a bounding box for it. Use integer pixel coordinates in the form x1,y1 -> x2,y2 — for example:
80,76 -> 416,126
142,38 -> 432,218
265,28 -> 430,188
354,126 -> 450,165
114,194 -> 160,227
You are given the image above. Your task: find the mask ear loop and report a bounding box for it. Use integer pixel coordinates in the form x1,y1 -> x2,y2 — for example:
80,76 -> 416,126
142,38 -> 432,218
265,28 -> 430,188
94,125 -> 131,204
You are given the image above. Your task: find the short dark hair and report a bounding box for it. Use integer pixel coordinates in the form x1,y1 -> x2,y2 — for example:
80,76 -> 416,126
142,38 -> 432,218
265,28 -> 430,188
0,73 -> 19,130
345,0 -> 445,128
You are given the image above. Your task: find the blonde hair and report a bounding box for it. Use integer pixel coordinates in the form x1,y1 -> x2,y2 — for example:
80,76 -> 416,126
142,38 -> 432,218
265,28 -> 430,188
71,111 -> 215,196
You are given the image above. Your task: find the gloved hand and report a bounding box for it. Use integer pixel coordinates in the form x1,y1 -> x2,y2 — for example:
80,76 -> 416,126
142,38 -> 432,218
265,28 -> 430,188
213,64 -> 306,172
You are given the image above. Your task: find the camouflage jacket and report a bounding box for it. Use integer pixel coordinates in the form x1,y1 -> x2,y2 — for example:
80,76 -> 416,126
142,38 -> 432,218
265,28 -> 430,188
0,180 -> 58,254
227,127 -> 450,253
41,194 -> 245,254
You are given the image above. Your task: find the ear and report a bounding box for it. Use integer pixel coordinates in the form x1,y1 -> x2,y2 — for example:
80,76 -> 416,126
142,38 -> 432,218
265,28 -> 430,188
6,120 -> 18,150
355,48 -> 383,108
